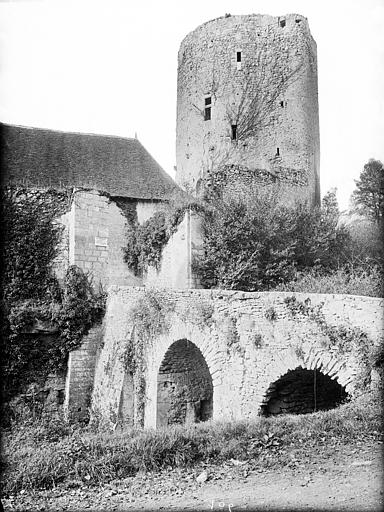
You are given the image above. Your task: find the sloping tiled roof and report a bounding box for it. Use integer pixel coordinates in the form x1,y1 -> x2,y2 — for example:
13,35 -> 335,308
0,122 -> 178,200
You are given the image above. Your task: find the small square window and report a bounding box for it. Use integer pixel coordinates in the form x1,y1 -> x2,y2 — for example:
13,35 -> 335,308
205,96 -> 211,106
279,19 -> 286,28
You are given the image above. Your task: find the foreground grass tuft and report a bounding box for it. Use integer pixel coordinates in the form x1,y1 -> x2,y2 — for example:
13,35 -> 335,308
1,393 -> 382,495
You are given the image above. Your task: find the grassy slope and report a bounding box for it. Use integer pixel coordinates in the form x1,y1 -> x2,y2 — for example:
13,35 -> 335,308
1,392 -> 382,495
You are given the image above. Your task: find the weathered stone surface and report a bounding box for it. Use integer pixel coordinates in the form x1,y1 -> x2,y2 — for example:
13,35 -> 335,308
176,14 -> 320,206
66,288 -> 383,428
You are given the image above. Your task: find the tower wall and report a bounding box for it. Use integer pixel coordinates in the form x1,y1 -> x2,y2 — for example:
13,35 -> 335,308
176,13 -> 320,205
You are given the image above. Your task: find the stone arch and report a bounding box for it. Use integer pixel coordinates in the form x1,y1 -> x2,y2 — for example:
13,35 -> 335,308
258,345 -> 356,417
156,338 -> 213,427
260,366 -> 348,416
266,345 -> 357,394
301,347 -> 357,391
260,366 -> 349,416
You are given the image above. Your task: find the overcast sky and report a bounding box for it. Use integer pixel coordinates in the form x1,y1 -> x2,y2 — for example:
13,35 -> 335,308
0,0 -> 383,209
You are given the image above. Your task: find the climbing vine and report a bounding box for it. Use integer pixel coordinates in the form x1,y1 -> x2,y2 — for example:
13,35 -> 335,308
1,187 -> 69,302
120,289 -> 175,425
1,188 -> 106,398
54,266 -> 107,358
123,197 -> 204,275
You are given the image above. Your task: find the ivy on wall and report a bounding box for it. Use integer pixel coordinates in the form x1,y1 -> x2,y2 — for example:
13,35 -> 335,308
120,289 -> 175,425
0,187 -> 106,399
123,195 -> 204,275
1,187 -> 69,302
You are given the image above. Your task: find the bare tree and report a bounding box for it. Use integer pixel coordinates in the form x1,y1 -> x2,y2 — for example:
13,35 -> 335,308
225,29 -> 307,141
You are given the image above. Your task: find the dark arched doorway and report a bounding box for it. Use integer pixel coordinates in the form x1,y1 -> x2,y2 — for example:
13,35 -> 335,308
260,366 -> 348,417
156,339 -> 213,427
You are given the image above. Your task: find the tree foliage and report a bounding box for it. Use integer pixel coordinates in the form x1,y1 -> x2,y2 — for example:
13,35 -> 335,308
352,159 -> 384,223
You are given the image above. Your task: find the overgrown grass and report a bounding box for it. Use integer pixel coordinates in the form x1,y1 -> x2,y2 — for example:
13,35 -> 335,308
274,266 -> 383,297
1,393 -> 382,495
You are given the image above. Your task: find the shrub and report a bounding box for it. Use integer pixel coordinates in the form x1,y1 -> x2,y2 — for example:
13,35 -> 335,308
195,187 -> 351,291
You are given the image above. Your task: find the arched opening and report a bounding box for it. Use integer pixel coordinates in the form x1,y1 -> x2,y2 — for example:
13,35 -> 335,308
156,339 -> 213,427
260,366 -> 348,417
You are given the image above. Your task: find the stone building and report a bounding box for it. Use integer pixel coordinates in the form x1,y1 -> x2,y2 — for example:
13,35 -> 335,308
0,122 -> 197,289
176,13 -> 320,205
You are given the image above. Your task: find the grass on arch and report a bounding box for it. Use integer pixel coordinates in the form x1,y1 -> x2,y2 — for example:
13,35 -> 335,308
1,392 -> 381,495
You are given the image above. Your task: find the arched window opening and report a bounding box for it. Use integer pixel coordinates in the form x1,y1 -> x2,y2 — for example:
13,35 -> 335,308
157,339 -> 213,427
260,367 -> 348,417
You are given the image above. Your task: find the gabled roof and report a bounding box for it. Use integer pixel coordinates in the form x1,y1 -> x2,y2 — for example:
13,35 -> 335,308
0,122 -> 178,200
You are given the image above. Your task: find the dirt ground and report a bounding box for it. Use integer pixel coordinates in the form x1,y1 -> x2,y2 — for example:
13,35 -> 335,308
3,439 -> 383,511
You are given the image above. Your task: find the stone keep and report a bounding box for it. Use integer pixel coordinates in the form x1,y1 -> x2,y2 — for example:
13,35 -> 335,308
176,13 -> 320,205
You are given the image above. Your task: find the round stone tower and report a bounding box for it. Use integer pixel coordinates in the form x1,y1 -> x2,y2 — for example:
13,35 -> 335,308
176,13 -> 320,205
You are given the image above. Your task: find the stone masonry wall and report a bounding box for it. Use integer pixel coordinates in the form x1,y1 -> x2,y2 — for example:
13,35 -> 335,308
64,325 -> 103,422
66,190 -> 198,291
176,13 -> 320,206
86,288 -> 383,429
70,190 -> 139,289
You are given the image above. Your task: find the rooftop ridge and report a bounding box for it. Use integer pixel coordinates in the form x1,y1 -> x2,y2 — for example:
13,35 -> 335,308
0,121 -> 137,143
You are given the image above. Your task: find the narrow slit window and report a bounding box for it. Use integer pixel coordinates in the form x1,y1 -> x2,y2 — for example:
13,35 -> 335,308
236,51 -> 242,62
280,100 -> 284,107
231,124 -> 237,140
204,96 -> 212,121
276,147 -> 280,156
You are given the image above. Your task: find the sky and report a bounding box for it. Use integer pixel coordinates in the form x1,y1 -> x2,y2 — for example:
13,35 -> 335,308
0,0 -> 383,210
